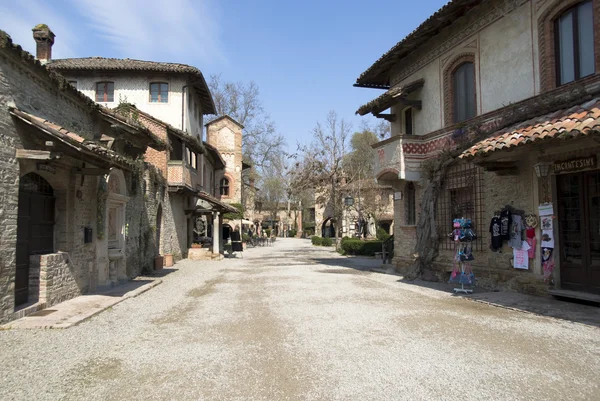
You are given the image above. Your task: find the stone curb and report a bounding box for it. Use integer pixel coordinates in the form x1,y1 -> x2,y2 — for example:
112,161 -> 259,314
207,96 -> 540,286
55,279 -> 163,329
2,279 -> 162,330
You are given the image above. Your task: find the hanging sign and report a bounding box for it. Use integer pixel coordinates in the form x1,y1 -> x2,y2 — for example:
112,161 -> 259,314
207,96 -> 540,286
553,156 -> 596,174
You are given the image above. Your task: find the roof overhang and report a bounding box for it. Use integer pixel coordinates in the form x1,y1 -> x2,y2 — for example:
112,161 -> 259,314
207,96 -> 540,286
195,191 -> 239,213
460,98 -> 600,160
356,79 -> 424,117
10,107 -> 133,170
354,0 -> 483,88
203,142 -> 225,170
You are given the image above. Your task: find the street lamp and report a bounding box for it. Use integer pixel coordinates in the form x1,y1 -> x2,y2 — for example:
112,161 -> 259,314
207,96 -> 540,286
534,161 -> 552,203
344,196 -> 354,207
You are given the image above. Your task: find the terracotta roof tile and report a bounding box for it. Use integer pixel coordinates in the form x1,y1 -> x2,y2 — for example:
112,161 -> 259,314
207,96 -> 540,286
460,98 -> 600,158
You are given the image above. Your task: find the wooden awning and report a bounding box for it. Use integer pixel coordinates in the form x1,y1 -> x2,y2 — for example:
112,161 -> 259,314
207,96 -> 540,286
356,79 -> 424,118
192,191 -> 239,214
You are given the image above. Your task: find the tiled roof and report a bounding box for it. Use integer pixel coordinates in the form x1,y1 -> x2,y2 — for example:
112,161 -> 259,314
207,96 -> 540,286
47,57 -> 216,114
356,79 -> 424,116
10,107 -> 135,169
355,0 -> 482,88
460,98 -> 600,159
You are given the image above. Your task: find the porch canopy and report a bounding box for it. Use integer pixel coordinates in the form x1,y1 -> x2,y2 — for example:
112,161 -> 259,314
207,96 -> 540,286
191,191 -> 239,214
460,98 -> 600,160
356,79 -> 424,119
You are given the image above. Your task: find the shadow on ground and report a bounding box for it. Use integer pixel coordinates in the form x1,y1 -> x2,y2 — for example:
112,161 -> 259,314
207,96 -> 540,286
397,277 -> 600,328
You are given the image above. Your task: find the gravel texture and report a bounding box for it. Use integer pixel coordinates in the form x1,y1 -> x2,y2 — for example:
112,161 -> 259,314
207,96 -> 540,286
0,238 -> 599,400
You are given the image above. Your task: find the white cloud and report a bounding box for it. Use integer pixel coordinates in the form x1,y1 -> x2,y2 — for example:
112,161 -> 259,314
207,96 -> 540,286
69,0 -> 226,66
0,0 -> 79,58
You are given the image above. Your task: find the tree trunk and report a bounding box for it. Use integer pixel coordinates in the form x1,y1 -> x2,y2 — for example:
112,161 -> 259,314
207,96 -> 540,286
404,156 -> 454,280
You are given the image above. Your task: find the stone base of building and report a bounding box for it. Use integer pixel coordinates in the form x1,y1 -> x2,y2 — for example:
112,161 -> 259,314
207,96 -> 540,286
392,255 -> 550,296
188,248 -> 222,261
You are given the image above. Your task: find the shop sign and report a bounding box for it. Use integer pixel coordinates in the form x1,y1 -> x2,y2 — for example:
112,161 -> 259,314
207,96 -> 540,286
553,156 -> 597,174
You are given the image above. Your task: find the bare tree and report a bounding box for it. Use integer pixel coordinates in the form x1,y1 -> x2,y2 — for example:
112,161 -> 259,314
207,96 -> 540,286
291,111 -> 351,243
207,74 -> 286,176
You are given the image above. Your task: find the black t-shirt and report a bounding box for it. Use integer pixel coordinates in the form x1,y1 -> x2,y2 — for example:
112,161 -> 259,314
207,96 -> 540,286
489,216 -> 503,250
500,209 -> 512,240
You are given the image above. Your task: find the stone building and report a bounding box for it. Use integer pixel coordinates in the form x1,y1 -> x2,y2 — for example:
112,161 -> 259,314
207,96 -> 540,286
356,0 -> 600,297
0,27 -> 166,323
46,44 -> 237,261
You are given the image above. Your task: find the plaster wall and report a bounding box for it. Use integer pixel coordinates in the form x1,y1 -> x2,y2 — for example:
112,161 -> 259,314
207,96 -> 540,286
64,74 -> 204,139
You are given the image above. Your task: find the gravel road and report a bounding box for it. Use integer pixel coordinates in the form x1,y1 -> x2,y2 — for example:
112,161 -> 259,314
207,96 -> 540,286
1,238 -> 598,400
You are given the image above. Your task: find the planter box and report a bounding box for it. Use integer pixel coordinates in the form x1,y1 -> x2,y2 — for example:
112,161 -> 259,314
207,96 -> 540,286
164,254 -> 173,267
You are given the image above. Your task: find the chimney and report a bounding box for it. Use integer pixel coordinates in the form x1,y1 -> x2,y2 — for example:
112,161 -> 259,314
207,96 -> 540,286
32,24 -> 55,64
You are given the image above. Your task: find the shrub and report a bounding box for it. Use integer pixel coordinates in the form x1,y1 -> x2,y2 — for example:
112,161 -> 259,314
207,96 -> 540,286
321,237 -> 333,247
265,228 -> 272,237
311,236 -> 323,245
377,228 -> 391,242
242,233 -> 250,242
289,229 -> 297,237
340,239 -> 383,256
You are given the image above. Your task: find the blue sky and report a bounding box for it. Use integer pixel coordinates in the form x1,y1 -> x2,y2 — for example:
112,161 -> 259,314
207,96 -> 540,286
0,0 -> 447,150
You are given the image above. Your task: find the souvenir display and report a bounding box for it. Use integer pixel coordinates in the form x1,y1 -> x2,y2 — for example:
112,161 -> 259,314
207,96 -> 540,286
448,218 -> 476,293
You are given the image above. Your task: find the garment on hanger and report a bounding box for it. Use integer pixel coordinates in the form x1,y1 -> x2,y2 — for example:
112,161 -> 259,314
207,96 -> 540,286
500,208 -> 512,240
489,215 -> 503,251
509,214 -> 523,249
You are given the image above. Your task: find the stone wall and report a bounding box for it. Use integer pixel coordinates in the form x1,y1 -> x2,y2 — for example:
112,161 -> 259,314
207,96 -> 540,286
30,252 -> 81,307
0,42 -> 100,323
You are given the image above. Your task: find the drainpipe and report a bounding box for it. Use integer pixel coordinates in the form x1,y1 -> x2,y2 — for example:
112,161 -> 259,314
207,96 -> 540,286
181,84 -> 189,132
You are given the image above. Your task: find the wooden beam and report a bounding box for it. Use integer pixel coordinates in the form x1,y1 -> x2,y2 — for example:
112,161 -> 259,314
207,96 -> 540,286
16,149 -> 62,160
71,167 -> 110,176
374,113 -> 397,122
403,100 -> 422,110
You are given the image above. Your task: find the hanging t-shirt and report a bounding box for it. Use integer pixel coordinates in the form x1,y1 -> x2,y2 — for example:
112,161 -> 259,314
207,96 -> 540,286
509,215 -> 523,249
489,216 -> 503,250
500,209 -> 512,240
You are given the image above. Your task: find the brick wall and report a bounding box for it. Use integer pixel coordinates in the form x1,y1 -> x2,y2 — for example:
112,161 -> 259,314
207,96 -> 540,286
206,117 -> 243,203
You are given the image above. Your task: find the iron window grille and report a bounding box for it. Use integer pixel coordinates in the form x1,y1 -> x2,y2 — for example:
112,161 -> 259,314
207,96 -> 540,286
437,163 -> 485,251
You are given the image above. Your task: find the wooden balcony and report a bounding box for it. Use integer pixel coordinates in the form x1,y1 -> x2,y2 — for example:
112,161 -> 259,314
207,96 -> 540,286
167,160 -> 200,192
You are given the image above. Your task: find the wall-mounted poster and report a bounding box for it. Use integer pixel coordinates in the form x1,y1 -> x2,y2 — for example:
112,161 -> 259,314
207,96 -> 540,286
541,216 -> 553,230
541,230 -> 555,248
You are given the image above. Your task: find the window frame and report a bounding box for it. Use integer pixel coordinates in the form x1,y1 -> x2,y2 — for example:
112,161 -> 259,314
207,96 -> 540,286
443,53 -> 477,127
554,1 -> 595,86
220,177 -> 229,197
149,82 -> 169,103
452,62 -> 476,124
95,81 -> 115,103
539,0 -> 599,92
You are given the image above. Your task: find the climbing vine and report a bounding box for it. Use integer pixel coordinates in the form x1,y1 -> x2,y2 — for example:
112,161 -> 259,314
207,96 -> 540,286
96,178 -> 108,240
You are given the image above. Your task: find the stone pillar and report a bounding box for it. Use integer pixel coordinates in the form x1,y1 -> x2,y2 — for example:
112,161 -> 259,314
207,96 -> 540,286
212,211 -> 220,255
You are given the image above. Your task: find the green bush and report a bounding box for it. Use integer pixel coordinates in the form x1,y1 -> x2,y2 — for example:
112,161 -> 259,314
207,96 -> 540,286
340,239 -> 383,256
377,228 -> 391,242
289,229 -> 297,237
242,233 -> 250,242
321,237 -> 333,247
311,236 -> 322,245
265,228 -> 272,237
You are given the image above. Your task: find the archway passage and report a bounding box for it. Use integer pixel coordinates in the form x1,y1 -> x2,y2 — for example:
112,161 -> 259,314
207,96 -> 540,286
16,173 -> 55,305
321,218 -> 335,238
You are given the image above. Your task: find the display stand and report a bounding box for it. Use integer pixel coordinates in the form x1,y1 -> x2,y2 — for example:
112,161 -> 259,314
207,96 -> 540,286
449,218 -> 476,294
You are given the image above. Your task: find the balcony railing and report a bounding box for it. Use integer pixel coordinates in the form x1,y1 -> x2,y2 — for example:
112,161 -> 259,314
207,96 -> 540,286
167,160 -> 200,191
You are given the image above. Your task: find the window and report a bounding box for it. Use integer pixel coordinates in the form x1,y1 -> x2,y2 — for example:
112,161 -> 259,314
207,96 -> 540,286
452,62 -> 476,123
555,1 -> 595,86
220,178 -> 230,196
404,108 -> 413,136
191,153 -> 198,170
150,82 -> 169,103
406,182 -> 416,225
96,82 -> 114,102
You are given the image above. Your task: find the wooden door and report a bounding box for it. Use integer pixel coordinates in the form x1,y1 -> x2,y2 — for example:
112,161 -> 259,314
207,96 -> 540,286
557,171 -> 600,294
15,173 -> 54,306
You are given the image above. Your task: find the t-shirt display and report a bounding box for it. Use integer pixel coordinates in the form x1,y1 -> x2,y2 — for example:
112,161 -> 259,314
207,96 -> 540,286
500,209 -> 512,240
489,216 -> 503,251
509,215 -> 523,249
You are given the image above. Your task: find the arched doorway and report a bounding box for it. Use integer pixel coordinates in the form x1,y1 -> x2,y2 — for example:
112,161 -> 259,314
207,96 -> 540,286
321,218 -> 335,238
105,170 -> 128,284
16,173 -> 55,305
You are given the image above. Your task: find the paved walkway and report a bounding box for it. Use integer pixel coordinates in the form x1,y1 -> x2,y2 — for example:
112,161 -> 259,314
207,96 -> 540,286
0,238 -> 598,400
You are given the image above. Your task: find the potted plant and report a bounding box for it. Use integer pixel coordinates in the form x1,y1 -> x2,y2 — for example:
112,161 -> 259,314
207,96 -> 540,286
154,255 -> 164,271
164,254 -> 173,267
191,242 -> 202,248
